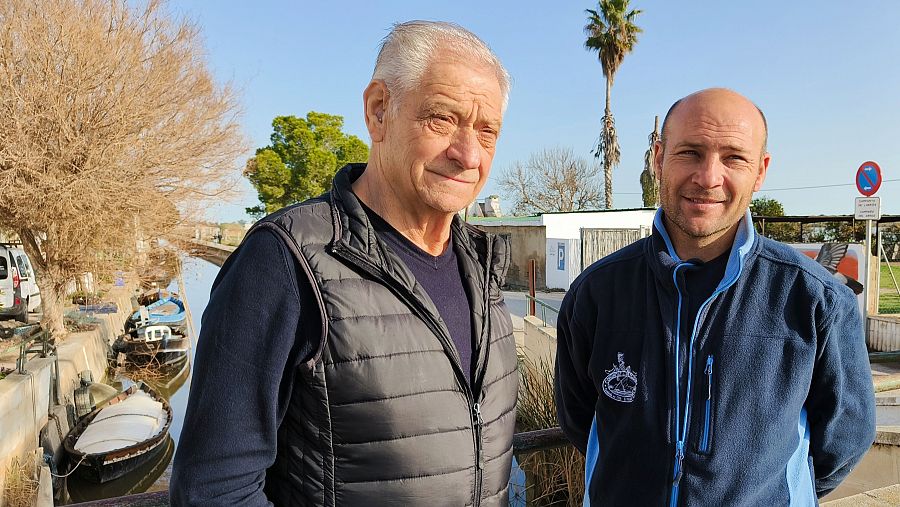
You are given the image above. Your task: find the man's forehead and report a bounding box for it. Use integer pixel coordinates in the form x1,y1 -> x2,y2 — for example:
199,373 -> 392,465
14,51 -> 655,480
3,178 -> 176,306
667,95 -> 765,144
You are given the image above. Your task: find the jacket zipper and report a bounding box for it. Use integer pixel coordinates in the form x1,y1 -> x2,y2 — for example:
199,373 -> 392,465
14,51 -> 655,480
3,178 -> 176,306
700,355 -> 714,452
331,243 -> 486,506
669,264 -> 721,507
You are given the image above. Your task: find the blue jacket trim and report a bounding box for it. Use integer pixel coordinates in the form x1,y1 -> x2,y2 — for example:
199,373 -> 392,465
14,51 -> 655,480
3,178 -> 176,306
787,408 -> 816,506
652,209 -> 756,282
653,210 -> 680,261
583,416 -> 600,507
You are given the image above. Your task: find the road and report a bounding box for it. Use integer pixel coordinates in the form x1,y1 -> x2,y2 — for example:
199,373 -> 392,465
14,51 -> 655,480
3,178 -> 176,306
503,290 -> 565,329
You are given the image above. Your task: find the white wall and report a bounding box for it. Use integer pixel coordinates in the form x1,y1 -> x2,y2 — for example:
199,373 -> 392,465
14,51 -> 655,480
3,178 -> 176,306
546,238 -> 581,289
541,209 -> 656,240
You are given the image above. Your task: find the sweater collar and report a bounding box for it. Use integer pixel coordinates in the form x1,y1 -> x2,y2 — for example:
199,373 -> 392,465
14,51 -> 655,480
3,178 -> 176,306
327,163 -> 508,283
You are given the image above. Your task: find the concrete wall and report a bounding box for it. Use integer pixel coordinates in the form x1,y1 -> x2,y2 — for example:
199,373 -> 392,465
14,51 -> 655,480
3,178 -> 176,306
0,284 -> 134,505
472,225 -> 546,289
521,315 -> 556,368
822,430 -> 900,501
546,238 -> 581,290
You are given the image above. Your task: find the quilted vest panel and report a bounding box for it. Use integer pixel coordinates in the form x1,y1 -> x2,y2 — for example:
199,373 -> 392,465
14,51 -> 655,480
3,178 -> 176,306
262,165 -> 517,507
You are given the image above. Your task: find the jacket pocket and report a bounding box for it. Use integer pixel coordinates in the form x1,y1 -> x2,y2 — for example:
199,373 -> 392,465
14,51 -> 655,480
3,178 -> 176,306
697,355 -> 715,454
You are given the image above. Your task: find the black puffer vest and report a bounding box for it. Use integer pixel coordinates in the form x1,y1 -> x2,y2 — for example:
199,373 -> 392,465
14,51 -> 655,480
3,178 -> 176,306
258,165 -> 518,506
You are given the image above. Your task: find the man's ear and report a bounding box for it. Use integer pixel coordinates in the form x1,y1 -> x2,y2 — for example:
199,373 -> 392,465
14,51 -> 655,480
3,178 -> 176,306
754,152 -> 771,191
364,80 -> 388,143
653,140 -> 665,180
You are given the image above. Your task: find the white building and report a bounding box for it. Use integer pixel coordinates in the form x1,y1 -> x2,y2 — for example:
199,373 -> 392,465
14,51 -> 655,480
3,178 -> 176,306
470,208 -> 656,290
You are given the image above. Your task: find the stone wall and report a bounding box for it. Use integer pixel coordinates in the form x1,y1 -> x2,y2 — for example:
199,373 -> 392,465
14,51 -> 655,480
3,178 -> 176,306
0,284 -> 134,505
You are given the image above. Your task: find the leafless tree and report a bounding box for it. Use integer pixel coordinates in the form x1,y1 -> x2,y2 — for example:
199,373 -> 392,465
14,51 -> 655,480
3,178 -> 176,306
0,0 -> 245,336
498,147 -> 605,215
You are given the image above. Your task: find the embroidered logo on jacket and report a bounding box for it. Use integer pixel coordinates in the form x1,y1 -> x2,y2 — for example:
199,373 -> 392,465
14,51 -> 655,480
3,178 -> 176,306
602,352 -> 638,403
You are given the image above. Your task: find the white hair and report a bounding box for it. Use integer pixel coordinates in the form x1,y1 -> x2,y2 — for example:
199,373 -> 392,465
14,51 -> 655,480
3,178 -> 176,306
372,20 -> 511,114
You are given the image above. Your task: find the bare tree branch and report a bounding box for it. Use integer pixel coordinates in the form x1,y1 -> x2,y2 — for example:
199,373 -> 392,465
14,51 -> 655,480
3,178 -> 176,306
0,0 -> 247,336
498,147 -> 605,216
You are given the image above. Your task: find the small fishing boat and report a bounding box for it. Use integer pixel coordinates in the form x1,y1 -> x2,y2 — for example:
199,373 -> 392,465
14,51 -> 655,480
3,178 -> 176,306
127,295 -> 186,331
63,383 -> 172,483
113,325 -> 190,366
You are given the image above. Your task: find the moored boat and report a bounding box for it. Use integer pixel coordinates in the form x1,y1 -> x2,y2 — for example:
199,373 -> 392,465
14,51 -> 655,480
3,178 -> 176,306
113,325 -> 190,366
127,295 -> 186,331
62,383 -> 172,483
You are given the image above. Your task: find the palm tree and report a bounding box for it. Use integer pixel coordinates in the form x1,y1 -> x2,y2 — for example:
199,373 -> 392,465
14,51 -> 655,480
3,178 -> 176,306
640,115 -> 660,207
584,0 -> 643,209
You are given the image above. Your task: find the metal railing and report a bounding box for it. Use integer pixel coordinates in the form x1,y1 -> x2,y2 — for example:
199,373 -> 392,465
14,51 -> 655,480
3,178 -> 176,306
67,427 -> 573,506
524,294 -> 560,325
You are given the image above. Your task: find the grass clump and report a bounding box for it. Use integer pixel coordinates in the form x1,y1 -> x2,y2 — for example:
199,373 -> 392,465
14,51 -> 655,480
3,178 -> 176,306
516,354 -> 584,506
3,454 -> 39,507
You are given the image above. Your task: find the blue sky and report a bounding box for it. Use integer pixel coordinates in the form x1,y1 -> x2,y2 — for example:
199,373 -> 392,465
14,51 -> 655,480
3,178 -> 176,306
172,1 -> 900,222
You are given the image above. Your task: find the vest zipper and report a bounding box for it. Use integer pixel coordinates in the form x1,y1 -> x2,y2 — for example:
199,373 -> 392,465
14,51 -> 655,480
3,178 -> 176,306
331,243 -> 485,506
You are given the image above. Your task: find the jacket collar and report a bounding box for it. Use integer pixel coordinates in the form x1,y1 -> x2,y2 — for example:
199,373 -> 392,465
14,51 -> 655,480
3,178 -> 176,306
327,163 -> 507,283
648,208 -> 757,291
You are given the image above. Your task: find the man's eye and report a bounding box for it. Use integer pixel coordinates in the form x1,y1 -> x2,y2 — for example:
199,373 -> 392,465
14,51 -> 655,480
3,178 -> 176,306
479,128 -> 498,140
677,150 -> 698,157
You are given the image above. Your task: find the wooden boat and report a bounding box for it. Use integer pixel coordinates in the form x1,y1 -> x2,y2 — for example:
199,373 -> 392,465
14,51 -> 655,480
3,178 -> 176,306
65,435 -> 174,503
63,383 -> 172,483
114,325 -> 190,366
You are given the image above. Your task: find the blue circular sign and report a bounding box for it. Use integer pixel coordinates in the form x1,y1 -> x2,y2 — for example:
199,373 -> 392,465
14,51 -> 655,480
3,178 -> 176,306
856,161 -> 882,196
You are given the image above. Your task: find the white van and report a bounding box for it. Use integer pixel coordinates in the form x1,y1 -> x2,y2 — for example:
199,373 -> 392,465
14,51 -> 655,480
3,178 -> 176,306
0,244 -> 41,322
9,247 -> 40,313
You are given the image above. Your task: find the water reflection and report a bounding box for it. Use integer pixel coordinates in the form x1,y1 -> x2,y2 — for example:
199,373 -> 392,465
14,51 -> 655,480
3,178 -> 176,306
63,256 -> 219,503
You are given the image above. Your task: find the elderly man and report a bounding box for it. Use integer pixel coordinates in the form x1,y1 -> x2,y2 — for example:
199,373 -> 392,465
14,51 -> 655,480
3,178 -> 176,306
172,21 -> 517,506
555,88 -> 875,506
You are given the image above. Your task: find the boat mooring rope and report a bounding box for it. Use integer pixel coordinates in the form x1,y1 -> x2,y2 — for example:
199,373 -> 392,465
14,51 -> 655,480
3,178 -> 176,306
50,454 -> 88,478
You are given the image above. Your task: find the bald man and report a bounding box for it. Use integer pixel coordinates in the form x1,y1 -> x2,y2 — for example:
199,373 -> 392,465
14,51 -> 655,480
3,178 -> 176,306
554,89 -> 875,506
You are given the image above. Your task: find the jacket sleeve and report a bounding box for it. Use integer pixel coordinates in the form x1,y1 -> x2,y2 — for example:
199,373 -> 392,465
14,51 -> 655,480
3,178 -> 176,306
806,286 -> 876,498
554,287 -> 597,455
170,228 -> 316,506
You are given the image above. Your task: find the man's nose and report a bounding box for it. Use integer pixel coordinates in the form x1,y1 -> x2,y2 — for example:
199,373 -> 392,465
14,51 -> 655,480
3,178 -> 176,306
692,155 -> 725,188
446,127 -> 482,170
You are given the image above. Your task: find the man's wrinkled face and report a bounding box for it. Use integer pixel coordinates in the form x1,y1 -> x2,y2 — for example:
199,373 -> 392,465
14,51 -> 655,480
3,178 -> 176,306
379,57 -> 503,215
654,91 -> 770,245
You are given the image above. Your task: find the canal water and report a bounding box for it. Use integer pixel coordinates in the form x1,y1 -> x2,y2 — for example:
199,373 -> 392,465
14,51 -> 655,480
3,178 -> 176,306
63,255 -> 531,504
64,255 -> 218,503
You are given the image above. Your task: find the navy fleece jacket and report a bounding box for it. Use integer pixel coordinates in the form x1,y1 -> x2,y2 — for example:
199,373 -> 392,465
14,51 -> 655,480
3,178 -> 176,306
554,211 -> 876,506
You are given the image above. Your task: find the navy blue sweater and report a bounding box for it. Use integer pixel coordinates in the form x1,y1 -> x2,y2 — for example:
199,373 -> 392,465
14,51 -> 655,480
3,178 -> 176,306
555,210 -> 876,506
172,217 -> 474,504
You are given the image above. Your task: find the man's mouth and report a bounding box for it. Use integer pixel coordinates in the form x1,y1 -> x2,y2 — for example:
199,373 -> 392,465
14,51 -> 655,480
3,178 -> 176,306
684,196 -> 725,205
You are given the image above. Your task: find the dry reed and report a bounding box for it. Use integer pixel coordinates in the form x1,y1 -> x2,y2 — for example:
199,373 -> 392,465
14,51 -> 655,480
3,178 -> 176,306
3,454 -> 39,507
516,354 -> 585,506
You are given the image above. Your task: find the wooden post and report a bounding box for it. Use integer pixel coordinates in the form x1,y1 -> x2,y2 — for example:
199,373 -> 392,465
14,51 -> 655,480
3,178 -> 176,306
528,259 -> 536,316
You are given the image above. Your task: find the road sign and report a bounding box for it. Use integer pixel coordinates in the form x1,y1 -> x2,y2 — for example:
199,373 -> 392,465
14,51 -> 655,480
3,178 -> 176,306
856,161 -> 882,196
855,196 -> 881,220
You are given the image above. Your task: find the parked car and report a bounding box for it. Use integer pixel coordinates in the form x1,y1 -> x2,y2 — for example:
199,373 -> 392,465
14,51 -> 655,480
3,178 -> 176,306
0,244 -> 41,322
9,247 -> 41,313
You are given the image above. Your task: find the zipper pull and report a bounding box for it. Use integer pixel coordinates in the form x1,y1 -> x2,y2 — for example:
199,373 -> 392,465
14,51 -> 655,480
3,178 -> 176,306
705,356 -> 714,400
473,403 -> 484,470
673,442 -> 685,486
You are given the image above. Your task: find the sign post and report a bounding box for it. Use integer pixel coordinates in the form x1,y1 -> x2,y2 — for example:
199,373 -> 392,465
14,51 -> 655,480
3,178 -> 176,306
855,161 -> 882,323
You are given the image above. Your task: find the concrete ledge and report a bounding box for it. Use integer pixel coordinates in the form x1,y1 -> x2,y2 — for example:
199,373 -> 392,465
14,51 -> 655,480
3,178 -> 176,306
822,484 -> 900,506
875,426 -> 900,446
521,315 -> 556,368
0,283 -> 135,504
